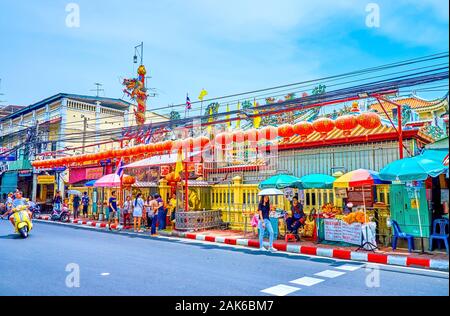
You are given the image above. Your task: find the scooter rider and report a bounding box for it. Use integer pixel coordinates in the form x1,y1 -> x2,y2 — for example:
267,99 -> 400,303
2,191 -> 32,227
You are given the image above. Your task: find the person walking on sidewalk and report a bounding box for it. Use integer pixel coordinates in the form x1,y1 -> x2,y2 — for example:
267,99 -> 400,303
72,194 -> 81,220
122,195 -> 131,228
155,194 -> 166,231
132,193 -> 145,233
108,191 -> 118,230
81,192 -> 90,218
53,190 -> 62,212
150,195 -> 159,235
258,196 -> 277,252
144,195 -> 155,232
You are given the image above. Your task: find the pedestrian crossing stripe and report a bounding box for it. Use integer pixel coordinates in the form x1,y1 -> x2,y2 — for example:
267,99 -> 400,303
261,284 -> 300,296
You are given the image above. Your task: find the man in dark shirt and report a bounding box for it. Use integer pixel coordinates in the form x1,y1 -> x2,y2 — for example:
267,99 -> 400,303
108,191 -> 117,230
81,192 -> 90,218
286,197 -> 306,235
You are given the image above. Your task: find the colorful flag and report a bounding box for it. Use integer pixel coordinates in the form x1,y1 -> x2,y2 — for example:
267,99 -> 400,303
174,148 -> 184,179
198,89 -> 208,101
253,99 -> 261,129
115,158 -> 125,177
186,94 -> 192,110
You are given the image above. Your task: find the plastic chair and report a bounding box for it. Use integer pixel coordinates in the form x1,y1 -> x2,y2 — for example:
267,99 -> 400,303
391,220 -> 415,253
429,218 -> 449,254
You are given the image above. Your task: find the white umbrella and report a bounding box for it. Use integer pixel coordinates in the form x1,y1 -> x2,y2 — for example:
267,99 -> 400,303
258,188 -> 284,196
67,190 -> 82,196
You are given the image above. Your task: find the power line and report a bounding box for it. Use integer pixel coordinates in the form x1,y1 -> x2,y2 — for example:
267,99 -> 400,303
16,52 -> 448,128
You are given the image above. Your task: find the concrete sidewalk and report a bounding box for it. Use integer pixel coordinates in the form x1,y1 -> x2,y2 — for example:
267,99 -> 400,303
35,215 -> 449,271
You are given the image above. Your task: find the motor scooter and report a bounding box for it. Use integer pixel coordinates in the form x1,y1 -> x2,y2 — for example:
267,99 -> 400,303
50,204 -> 70,222
11,206 -> 33,238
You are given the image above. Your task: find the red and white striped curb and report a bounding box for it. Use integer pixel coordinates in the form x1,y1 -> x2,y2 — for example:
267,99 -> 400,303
35,216 -> 448,271
164,231 -> 449,271
37,215 -> 123,230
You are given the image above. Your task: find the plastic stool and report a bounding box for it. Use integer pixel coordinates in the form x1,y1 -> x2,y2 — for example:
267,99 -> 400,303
285,233 -> 297,243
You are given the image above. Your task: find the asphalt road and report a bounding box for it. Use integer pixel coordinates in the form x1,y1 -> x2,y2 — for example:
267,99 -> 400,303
0,221 -> 448,296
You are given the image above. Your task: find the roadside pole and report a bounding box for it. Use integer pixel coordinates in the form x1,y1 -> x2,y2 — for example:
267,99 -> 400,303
81,116 -> 87,154
31,121 -> 39,201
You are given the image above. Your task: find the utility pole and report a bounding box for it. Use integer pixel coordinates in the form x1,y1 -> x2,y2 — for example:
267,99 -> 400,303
31,120 -> 39,202
90,83 -> 104,97
81,116 -> 87,154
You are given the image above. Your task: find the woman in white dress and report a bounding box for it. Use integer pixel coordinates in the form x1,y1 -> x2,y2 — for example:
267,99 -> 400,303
132,193 -> 145,233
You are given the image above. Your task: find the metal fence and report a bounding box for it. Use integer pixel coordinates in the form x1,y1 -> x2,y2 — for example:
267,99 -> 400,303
175,209 -> 223,231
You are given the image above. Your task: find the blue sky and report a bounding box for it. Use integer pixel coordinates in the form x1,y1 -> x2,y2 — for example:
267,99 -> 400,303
0,0 -> 448,115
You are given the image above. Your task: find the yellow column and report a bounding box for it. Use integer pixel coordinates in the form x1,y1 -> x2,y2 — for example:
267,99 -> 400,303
159,179 -> 170,202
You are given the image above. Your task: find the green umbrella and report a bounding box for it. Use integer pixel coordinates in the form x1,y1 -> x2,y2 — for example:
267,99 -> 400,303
380,155 -> 448,251
296,174 -> 336,189
258,174 -> 301,189
379,155 -> 448,181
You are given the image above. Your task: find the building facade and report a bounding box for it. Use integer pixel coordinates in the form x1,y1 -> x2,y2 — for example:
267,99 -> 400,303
0,93 -> 167,203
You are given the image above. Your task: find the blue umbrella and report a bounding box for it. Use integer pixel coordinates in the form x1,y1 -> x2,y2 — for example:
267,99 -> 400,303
296,174 -> 336,189
259,174 -> 302,189
379,156 -> 448,181
85,180 -> 97,187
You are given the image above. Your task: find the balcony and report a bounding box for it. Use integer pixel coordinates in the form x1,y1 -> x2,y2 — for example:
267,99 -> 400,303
7,158 -> 32,171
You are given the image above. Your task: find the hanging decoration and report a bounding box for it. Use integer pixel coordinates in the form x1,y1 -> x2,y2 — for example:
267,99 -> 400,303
335,115 -> 358,136
277,124 -> 294,139
357,112 -> 382,130
312,117 -> 335,137
293,121 -> 314,140
122,65 -> 148,125
259,126 -> 278,140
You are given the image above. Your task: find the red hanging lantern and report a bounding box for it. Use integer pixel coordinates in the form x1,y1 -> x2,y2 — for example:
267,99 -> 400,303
162,140 -> 172,152
358,112 -> 382,130
130,146 -> 140,155
335,115 -> 358,136
114,149 -> 123,158
145,143 -> 155,153
277,124 -> 294,139
231,130 -> 245,143
139,145 -> 147,154
191,137 -> 201,150
122,175 -> 136,186
312,118 -> 335,136
245,128 -> 260,143
182,137 -> 194,152
170,140 -> 181,152
199,136 -> 210,149
215,132 -> 232,148
259,126 -> 278,140
293,121 -> 314,140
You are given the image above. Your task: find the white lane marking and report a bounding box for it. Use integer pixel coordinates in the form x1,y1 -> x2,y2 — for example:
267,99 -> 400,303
335,264 -> 362,271
100,273 -> 110,276
290,276 -> 325,287
314,270 -> 346,278
261,284 -> 300,296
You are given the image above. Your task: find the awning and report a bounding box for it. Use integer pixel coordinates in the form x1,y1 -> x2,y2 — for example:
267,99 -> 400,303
181,180 -> 210,187
132,181 -> 159,188
123,151 -> 202,169
425,137 -> 449,150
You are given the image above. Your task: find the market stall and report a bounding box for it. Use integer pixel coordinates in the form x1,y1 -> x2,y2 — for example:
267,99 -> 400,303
328,169 -> 391,250
380,154 -> 448,252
